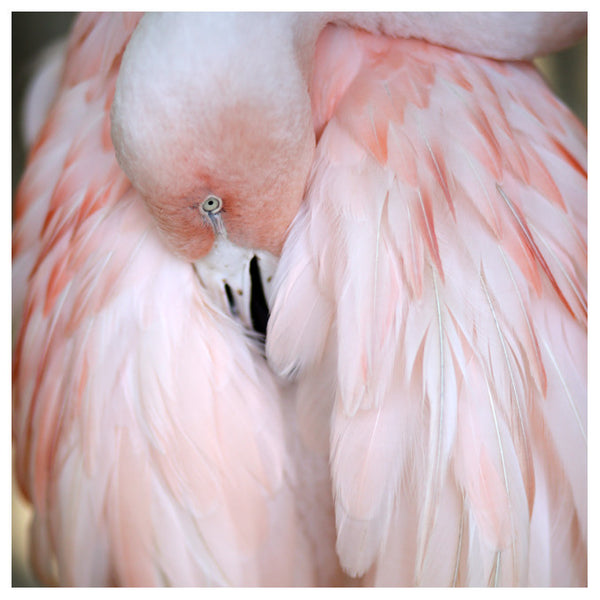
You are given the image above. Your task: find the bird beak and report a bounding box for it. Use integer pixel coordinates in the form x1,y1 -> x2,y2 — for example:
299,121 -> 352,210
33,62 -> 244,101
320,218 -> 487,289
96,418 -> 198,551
193,236 -> 278,337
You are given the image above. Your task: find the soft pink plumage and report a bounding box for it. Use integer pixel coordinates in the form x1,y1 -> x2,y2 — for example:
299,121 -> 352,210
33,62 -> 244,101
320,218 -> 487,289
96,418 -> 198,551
13,13 -> 341,586
267,26 -> 586,585
13,12 -> 586,586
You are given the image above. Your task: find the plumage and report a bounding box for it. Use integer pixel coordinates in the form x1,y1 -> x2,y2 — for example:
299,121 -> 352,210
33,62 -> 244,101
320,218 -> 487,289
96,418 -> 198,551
267,25 -> 587,585
13,12 -> 586,587
13,13 -> 342,586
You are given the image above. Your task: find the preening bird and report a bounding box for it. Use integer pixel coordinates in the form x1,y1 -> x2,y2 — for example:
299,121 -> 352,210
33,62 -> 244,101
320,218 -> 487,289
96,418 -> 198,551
13,12 -> 587,586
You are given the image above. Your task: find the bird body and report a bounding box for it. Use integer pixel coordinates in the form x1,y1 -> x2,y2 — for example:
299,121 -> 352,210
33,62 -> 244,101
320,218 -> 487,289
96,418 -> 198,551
13,12 -> 586,586
13,13 -> 342,585
268,25 -> 586,585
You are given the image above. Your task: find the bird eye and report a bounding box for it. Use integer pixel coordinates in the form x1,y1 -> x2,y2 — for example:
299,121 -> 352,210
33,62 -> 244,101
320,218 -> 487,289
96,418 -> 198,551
200,195 -> 222,215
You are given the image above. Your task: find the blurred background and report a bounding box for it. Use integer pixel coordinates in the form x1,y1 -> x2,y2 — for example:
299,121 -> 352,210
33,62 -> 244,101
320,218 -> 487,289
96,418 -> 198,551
11,12 -> 587,587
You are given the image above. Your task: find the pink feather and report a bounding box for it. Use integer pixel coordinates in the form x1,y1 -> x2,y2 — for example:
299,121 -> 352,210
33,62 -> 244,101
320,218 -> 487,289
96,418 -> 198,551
268,24 -> 586,585
13,13 -> 342,586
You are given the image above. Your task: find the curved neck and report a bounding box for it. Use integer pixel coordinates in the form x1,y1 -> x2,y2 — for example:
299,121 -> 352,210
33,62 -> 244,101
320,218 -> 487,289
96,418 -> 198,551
291,12 -> 585,83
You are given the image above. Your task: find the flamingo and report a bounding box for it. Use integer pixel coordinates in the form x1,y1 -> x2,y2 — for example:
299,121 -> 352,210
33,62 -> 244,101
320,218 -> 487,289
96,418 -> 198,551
12,12 -> 587,586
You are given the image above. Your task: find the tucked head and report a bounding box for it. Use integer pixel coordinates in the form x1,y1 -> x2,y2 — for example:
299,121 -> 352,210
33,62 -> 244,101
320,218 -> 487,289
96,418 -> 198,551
111,13 -> 316,260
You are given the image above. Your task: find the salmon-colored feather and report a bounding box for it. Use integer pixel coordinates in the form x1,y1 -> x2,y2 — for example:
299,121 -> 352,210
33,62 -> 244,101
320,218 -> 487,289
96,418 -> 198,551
13,13 -> 342,586
267,25 -> 586,585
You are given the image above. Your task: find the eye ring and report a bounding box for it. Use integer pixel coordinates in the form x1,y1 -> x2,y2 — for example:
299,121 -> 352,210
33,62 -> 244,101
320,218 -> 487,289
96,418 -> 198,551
200,195 -> 223,215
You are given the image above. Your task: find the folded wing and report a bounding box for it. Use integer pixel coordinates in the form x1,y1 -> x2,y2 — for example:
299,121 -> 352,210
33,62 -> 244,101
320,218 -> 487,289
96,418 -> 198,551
13,13 -> 339,586
267,25 -> 587,586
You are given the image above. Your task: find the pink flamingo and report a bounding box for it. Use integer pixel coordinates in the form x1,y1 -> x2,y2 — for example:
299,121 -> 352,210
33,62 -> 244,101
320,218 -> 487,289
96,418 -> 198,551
13,13 -> 586,586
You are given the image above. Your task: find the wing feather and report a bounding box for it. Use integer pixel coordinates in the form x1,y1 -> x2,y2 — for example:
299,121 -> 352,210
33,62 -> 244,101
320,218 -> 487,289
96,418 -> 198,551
267,25 -> 586,585
14,13 -> 340,586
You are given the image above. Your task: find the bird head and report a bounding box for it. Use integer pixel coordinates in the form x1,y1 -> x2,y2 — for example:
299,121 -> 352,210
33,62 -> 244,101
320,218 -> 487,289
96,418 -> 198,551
111,12 -> 587,264
111,13 -> 317,260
